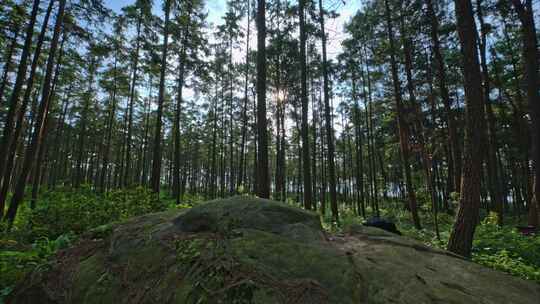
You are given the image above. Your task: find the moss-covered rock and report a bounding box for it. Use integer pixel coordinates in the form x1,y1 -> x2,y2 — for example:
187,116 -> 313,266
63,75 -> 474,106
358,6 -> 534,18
8,196 -> 540,304
173,196 -> 324,242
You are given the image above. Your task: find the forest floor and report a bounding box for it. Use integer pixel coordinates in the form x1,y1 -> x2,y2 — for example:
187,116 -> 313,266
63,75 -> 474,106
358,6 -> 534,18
1,187 -> 539,302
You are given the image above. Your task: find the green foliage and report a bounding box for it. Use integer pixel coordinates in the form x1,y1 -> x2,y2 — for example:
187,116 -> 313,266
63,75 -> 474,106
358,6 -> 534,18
24,186 -> 167,239
472,250 -> 540,282
0,233 -> 74,303
471,216 -> 540,282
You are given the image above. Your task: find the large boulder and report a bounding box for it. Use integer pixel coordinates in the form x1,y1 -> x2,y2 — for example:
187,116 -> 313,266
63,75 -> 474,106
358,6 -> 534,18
8,196 -> 540,304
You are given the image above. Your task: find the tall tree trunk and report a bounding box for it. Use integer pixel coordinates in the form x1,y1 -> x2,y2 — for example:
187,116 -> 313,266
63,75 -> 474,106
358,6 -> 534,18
255,0 -> 269,198
0,0 -> 52,216
151,0 -> 171,194
351,71 -> 365,217
140,76 -> 153,186
318,0 -> 338,222
425,0 -> 461,194
299,0 -> 313,209
238,0 -> 251,190
0,0 -> 41,193
511,0 -> 540,227
310,62 -> 319,210
74,53 -> 97,188
49,85 -> 71,189
400,8 -> 439,236
210,92 -> 218,198
384,0 -> 421,229
475,0 -> 503,225
4,0 -> 66,225
124,11 -> 143,188
447,0 -> 487,257
100,50 -> 120,192
173,6 -> 191,204
31,29 -> 67,209
228,31 -> 236,194
361,49 -> 379,216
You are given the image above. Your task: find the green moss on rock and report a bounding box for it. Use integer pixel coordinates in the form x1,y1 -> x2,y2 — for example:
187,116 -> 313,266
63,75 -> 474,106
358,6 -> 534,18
8,196 -> 540,304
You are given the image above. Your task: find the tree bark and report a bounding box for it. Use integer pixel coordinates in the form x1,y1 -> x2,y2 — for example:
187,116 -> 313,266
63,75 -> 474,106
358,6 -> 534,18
475,0 -> 503,225
425,0 -> 461,194
74,53 -> 97,188
0,0 -> 52,216
318,0 -> 338,222
384,0 -> 421,229
150,0 -> 171,194
351,71 -> 365,217
299,0 -> 313,209
255,0 -> 269,198
173,5 -> 191,204
511,0 -> 540,227
0,0 -> 41,193
4,0 -> 66,225
124,9 -> 143,188
238,0 -> 251,190
447,0 -> 487,257
30,29 -> 67,209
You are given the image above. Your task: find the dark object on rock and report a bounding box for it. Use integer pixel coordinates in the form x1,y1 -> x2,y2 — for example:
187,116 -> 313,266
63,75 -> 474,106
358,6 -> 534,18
516,226 -> 537,236
364,217 -> 402,235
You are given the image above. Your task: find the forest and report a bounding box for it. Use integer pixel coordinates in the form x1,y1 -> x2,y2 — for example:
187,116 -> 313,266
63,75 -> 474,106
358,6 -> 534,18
0,0 -> 539,302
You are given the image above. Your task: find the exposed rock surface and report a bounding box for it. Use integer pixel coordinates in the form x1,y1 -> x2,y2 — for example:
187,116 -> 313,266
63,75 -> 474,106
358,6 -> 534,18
8,196 -> 540,304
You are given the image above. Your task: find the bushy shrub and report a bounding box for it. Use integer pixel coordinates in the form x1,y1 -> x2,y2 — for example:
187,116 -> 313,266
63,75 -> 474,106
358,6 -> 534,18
472,215 -> 540,282
0,187 -> 169,301
0,233 -> 75,303
17,186 -> 168,240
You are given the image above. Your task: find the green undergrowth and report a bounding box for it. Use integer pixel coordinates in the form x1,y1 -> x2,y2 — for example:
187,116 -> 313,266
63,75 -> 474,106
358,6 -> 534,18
0,186 -> 193,302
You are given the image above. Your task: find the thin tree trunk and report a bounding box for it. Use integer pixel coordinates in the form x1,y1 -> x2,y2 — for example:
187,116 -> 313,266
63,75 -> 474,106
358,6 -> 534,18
475,0 -> 503,225
318,0 -> 338,222
238,0 -> 251,189
4,0 -> 66,225
49,85 -> 71,189
351,71 -> 365,217
124,11 -> 143,188
0,0 -> 52,215
151,0 -> 171,194
426,0 -> 461,194
511,0 -> 540,227
100,50 -> 120,192
400,8 -> 438,237
384,0 -> 421,229
173,6 -> 191,204
74,53 -> 97,188
255,0 -> 269,198
31,29 -> 67,208
299,0 -> 313,209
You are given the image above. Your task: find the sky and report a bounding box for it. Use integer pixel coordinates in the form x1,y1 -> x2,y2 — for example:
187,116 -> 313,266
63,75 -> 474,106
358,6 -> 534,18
104,0 -> 362,60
